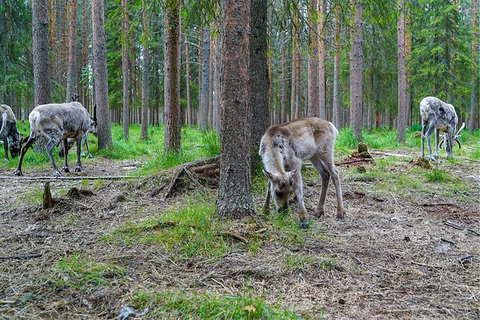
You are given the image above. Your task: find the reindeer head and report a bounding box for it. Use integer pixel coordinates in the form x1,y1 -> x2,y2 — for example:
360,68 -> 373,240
263,169 -> 297,213
440,122 -> 465,157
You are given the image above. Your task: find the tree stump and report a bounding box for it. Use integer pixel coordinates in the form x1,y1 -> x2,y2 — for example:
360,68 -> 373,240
43,182 -> 53,209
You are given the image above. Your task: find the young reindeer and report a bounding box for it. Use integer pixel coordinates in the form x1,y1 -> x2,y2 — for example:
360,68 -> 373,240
420,96 -> 465,161
13,102 -> 94,177
259,117 -> 345,229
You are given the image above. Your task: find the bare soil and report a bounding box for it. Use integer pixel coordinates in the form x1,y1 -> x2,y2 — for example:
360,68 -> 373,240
0,150 -> 479,319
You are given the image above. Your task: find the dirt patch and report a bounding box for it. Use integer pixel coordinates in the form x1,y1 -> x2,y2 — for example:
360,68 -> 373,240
0,150 -> 479,319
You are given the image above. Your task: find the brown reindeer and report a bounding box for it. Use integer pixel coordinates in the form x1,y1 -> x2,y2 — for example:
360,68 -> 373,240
259,118 -> 345,229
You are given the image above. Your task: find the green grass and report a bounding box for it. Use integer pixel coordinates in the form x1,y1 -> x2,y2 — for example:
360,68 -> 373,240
130,289 -> 303,320
102,194 -> 232,261
50,253 -> 125,292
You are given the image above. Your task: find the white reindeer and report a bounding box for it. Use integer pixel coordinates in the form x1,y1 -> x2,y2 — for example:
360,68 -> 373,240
0,104 -> 22,161
259,117 -> 345,229
13,102 -> 95,177
420,96 -> 465,161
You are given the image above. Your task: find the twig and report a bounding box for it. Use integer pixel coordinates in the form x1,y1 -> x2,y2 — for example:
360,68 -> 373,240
217,231 -> 249,244
0,252 -> 43,260
411,261 -> 443,269
419,203 -> 459,207
441,238 -> 455,245
162,167 -> 185,200
0,175 -> 140,181
335,158 -> 374,166
458,254 -> 474,264
444,220 -> 480,236
369,151 -> 412,158
184,168 -> 211,194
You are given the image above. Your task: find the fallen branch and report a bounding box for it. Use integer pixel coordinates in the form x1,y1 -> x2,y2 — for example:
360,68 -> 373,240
444,220 -> 480,236
0,252 -> 43,260
162,167 -> 185,200
184,168 -> 212,194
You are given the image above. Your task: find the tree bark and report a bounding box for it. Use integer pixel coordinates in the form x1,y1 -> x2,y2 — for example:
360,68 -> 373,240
349,0 -> 363,140
121,0 -> 129,140
163,0 -> 181,153
185,34 -> 192,128
250,0 -> 269,162
333,3 -> 341,129
66,0 -> 78,102
471,0 -> 478,133
281,30 -> 288,123
32,0 -> 51,106
92,0 -> 113,149
397,0 -> 407,142
140,0 -> 149,139
217,0 -> 254,219
318,0 -> 326,119
199,27 -> 210,131
307,0 -> 319,117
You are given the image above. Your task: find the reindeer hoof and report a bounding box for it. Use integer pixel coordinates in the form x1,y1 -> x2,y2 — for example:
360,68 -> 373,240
75,166 -> 83,173
13,169 -> 23,176
62,166 -> 70,173
335,215 -> 345,221
299,220 -> 309,229
53,170 -> 63,178
312,210 -> 324,218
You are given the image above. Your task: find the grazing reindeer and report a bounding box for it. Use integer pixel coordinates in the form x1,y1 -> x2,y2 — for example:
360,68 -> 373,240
0,104 -> 22,161
259,118 -> 345,229
13,102 -> 94,177
420,97 -> 465,160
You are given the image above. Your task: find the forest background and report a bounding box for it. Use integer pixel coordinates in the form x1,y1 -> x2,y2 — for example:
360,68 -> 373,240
1,0 -> 479,141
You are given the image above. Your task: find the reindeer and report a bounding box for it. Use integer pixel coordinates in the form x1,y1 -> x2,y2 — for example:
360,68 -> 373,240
13,102 -> 94,177
259,117 -> 345,229
0,104 -> 22,161
420,97 -> 465,161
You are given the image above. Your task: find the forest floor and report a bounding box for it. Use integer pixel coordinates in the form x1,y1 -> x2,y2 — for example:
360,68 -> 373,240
0,144 -> 479,319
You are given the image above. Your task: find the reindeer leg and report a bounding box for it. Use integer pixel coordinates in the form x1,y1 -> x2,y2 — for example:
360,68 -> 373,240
434,129 -> 440,160
262,181 -> 271,215
310,156 -> 329,218
425,124 -> 436,161
291,164 -> 309,229
46,134 -> 62,177
421,118 -> 427,158
61,139 -> 70,173
75,135 -> 83,173
13,135 -> 36,176
83,135 -> 92,158
3,137 -> 9,161
319,153 -> 345,220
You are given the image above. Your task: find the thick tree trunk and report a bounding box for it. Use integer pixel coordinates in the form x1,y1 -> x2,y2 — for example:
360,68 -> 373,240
185,35 -> 192,128
349,0 -> 363,140
217,0 -> 254,219
140,1 -> 149,139
307,0 -> 319,117
92,0 -> 113,149
213,30 -> 221,132
397,0 -> 407,142
32,0 -> 51,106
250,0 -> 269,159
318,0 -> 326,119
66,0 -> 77,102
81,0 -> 90,111
471,0 -> 478,133
121,0 -> 129,140
199,27 -> 210,131
333,3 -> 341,129
281,30 -> 288,123
163,0 -> 181,153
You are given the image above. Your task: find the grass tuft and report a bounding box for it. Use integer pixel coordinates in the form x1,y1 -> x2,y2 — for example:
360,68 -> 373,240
130,289 -> 302,320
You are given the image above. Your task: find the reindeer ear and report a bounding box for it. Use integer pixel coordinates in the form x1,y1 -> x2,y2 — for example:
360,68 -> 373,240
263,170 -> 276,181
286,169 -> 297,182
